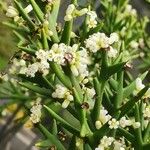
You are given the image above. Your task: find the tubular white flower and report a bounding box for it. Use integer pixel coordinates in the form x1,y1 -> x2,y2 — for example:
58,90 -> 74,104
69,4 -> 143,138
133,78 -> 145,95
119,117 -> 132,128
52,84 -> 73,108
132,121 -> 141,129
24,4 -> 33,14
95,121 -> 102,129
133,78 -> 150,98
96,107 -> 111,129
77,8 -> 88,16
6,6 -> 19,18
64,4 -> 76,21
87,11 -> 97,28
108,118 -> 119,129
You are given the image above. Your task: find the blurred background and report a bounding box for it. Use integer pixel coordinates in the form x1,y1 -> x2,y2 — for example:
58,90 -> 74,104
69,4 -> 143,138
0,0 -> 150,150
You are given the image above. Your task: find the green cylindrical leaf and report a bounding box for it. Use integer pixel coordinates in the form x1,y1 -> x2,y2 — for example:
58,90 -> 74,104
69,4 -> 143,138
44,105 -> 80,136
14,0 -> 35,30
28,0 -> 44,22
38,124 -> 66,150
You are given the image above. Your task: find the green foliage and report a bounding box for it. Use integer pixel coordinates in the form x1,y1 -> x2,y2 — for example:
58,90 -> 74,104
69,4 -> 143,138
0,0 -> 150,149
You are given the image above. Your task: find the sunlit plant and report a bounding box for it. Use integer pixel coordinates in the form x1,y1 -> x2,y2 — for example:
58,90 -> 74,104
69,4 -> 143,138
0,0 -> 150,149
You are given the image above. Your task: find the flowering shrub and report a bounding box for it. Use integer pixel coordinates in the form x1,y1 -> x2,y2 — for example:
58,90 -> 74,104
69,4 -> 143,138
0,0 -> 150,149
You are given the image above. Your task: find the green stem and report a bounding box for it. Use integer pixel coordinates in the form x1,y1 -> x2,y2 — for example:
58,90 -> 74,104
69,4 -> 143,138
114,71 -> 124,109
28,0 -> 44,22
50,63 -> 72,89
60,0 -> 77,45
14,0 -> 35,30
73,88 -> 93,137
38,124 -> 66,150
118,127 -> 135,144
92,78 -> 106,122
42,76 -> 54,90
41,28 -> 49,49
134,104 -> 143,147
143,122 -> 150,143
44,105 -> 80,136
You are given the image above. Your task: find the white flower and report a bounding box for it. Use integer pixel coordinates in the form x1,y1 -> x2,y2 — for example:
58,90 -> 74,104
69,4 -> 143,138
76,138 -> 83,147
136,78 -> 145,91
64,4 -> 88,21
64,4 -> 76,21
48,43 -> 66,64
77,8 -> 88,16
87,11 -> 97,28
107,46 -> 118,58
30,100 -> 42,124
95,148 -> 101,150
132,121 -> 141,129
86,87 -> 96,99
143,104 -> 150,118
38,61 -> 50,75
67,45 -> 90,78
139,38 -> 145,49
130,41 -> 139,49
24,4 -> 33,14
113,141 -> 125,150
125,5 -> 137,16
96,107 -> 111,129
99,136 -> 114,148
36,49 -> 49,61
52,84 -> 73,108
108,118 -> 119,129
95,121 -> 102,129
133,78 -> 150,98
85,33 -> 109,53
9,58 -> 26,74
119,117 -> 132,128
6,6 -> 19,18
0,74 -> 9,82
26,63 -> 39,77
109,33 -> 119,45
133,78 -> 145,95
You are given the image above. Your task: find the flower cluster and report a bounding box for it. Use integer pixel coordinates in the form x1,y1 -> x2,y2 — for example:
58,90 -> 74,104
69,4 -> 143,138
87,11 -> 98,28
2,0 -> 150,149
64,4 -> 97,28
52,84 -> 73,108
95,107 -> 141,130
85,32 -> 119,57
25,44 -> 90,78
30,99 -> 42,124
96,136 -> 127,150
64,4 -> 88,21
